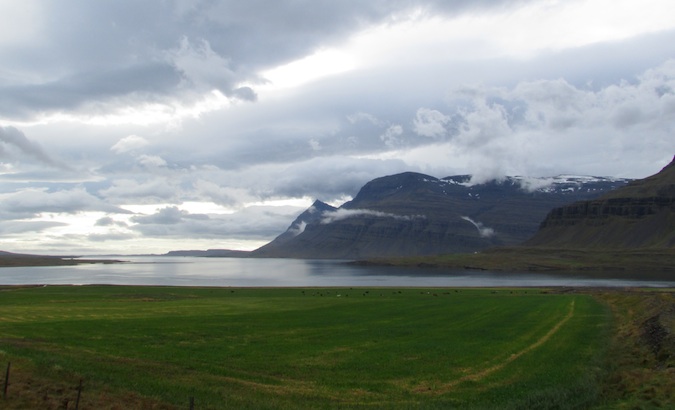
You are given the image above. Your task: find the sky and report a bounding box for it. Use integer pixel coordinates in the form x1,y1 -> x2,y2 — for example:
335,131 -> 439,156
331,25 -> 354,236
1,0 -> 674,255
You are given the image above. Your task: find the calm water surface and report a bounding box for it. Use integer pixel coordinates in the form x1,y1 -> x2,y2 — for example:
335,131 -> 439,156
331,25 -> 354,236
1,257 -> 673,288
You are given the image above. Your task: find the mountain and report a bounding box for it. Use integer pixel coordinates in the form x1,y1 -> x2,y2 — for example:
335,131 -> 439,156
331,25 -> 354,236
253,172 -> 630,259
526,156 -> 675,249
263,200 -> 338,247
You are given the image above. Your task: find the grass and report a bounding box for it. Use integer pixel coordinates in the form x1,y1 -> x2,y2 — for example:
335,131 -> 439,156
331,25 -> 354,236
591,289 -> 675,409
0,285 -> 652,409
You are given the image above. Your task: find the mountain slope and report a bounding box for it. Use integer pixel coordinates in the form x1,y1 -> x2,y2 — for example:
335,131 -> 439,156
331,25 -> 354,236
253,172 -> 629,259
526,156 -> 675,249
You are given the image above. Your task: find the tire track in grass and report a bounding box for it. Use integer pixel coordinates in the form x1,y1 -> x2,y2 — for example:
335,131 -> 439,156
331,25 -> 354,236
419,299 -> 576,394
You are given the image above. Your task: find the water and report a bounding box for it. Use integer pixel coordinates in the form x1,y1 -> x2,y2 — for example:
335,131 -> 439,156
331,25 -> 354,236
0,257 -> 673,288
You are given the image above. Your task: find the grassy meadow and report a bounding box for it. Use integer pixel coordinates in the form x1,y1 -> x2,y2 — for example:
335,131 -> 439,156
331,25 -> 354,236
0,285 -> 637,409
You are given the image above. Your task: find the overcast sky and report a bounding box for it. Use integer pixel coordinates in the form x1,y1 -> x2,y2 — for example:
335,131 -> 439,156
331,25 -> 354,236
1,0 -> 674,255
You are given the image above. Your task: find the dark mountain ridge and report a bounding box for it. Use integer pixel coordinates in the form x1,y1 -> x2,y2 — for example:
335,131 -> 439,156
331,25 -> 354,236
526,156 -> 675,249
253,172 -> 630,259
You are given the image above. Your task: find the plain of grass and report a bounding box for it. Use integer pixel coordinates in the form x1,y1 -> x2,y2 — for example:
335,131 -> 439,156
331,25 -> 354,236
1,286 -> 613,409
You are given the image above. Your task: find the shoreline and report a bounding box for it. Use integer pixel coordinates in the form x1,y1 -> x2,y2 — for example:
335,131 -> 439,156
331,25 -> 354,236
355,247 -> 675,273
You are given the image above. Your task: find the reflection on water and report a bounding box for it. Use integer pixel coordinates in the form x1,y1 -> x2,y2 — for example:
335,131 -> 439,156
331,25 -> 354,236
0,257 -> 673,288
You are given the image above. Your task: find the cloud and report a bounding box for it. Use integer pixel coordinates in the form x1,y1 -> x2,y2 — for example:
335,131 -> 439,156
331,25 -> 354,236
111,135 -> 150,154
95,216 -> 128,227
0,220 -> 67,234
137,154 -> 168,168
87,232 -> 136,242
385,58 -> 675,181
288,220 -> 307,236
347,112 -> 383,126
308,138 -> 322,151
0,1 -> 552,122
232,86 -> 257,102
1,1 -> 674,254
321,208 -> 424,224
165,37 -> 238,93
380,125 -> 404,148
0,187 -> 129,217
192,179 -> 256,206
514,177 -> 556,192
413,108 -> 450,138
460,216 -> 495,238
0,63 -> 182,119
130,205 -> 301,240
0,126 -> 72,170
250,156 -> 412,201
99,178 -> 180,204
132,206 -> 207,225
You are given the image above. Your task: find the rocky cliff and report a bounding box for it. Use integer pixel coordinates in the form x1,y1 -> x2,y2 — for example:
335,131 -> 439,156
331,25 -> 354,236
526,157 -> 675,249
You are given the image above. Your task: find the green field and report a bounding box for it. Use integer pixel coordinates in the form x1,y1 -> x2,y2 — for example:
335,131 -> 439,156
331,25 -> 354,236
0,286 -> 614,408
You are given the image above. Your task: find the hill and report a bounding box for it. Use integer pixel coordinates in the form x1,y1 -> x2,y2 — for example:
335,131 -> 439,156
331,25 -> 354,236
526,156 -> 675,249
0,251 -> 119,267
253,172 -> 629,259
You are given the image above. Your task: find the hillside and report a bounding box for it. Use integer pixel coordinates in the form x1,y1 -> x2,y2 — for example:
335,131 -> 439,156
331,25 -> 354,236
253,172 -> 629,259
526,156 -> 675,249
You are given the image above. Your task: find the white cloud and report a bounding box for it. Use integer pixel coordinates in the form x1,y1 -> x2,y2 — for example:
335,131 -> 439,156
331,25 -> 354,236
165,36 -> 237,93
461,216 -> 495,238
347,112 -> 382,126
260,48 -> 357,91
288,220 -> 307,237
321,208 -> 424,224
380,125 -> 404,148
308,138 -> 322,151
111,135 -> 149,154
371,59 -> 675,181
346,0 -> 675,67
413,108 -> 450,138
137,154 -> 167,168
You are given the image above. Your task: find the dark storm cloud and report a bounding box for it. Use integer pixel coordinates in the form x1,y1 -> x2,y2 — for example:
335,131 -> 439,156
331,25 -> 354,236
0,64 -> 181,118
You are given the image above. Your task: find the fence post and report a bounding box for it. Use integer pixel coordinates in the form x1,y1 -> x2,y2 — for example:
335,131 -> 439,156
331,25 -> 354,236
3,362 -> 9,399
75,379 -> 83,410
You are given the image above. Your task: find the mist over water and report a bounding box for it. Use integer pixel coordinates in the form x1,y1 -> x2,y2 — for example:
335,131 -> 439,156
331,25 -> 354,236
0,257 -> 673,288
